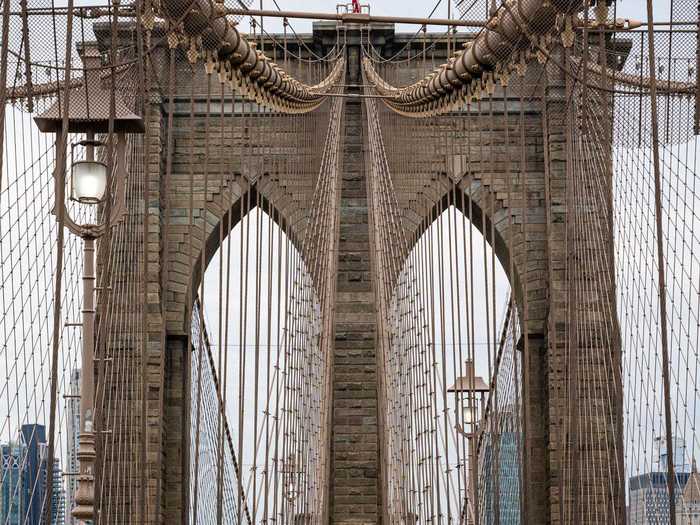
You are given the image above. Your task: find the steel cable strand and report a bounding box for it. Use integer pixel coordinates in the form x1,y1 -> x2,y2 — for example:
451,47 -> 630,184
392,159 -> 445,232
360,0 -> 447,66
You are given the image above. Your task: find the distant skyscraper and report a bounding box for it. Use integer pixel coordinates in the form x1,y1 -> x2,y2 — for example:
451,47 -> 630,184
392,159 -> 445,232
479,420 -> 521,525
0,424 -> 65,525
48,457 -> 65,525
66,368 -> 81,524
20,424 -> 47,525
1,441 -> 26,524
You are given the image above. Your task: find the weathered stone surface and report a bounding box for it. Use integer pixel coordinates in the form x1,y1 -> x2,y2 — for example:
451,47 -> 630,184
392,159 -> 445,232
331,88 -> 381,524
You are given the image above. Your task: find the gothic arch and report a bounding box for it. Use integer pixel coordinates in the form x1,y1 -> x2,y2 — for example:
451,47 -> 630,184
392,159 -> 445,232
186,184 -> 306,331
406,182 -> 524,315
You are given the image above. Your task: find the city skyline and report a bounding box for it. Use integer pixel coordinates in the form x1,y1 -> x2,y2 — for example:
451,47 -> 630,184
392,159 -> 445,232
0,424 -> 65,525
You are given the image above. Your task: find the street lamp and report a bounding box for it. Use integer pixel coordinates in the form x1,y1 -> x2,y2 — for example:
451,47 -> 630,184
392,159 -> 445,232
448,359 -> 490,525
281,454 -> 299,503
34,43 -> 144,522
448,360 -> 489,438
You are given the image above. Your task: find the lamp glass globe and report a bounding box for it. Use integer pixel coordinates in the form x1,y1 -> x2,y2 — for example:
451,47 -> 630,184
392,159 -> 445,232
71,160 -> 108,204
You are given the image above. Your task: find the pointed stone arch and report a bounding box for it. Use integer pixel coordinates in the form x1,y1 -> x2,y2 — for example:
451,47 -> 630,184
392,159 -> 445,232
386,66 -> 622,522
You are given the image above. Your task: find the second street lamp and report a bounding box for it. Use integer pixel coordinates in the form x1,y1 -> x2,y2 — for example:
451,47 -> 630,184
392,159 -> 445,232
448,360 -> 489,438
449,359 -> 490,525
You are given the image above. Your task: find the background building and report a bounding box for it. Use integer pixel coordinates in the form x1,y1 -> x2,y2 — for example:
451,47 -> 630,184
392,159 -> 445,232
629,471 -> 691,524
676,461 -> 700,525
628,436 -> 693,524
0,424 -> 65,525
21,424 -> 46,525
479,430 -> 521,525
1,441 -> 26,524
48,457 -> 65,525
66,368 -> 81,524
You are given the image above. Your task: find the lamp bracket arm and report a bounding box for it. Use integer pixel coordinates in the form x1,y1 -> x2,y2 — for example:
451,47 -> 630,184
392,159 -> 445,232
53,132 -> 130,238
50,143 -> 92,237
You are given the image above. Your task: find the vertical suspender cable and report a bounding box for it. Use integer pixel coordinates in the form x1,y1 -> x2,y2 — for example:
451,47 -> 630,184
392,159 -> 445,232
189,62 -> 202,524
0,0 -> 11,193
95,0 -> 120,447
598,15 -> 625,522
136,2 -> 151,520
45,1 -> 74,522
565,42 -> 580,522
215,73 -> 228,525
195,60 -> 214,523
645,1 -> 678,523
519,82 -> 529,523
218,78 -> 236,525
695,0 -> 700,135
94,1 -> 119,512
19,0 -> 33,113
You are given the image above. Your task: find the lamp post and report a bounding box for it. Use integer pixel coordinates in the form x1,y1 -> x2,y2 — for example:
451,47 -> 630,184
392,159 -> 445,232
281,453 -> 299,504
448,359 -> 489,525
34,43 -> 143,522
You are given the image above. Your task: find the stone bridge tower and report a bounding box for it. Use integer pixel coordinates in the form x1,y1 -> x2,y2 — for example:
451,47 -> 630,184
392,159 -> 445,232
109,20 -> 624,525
